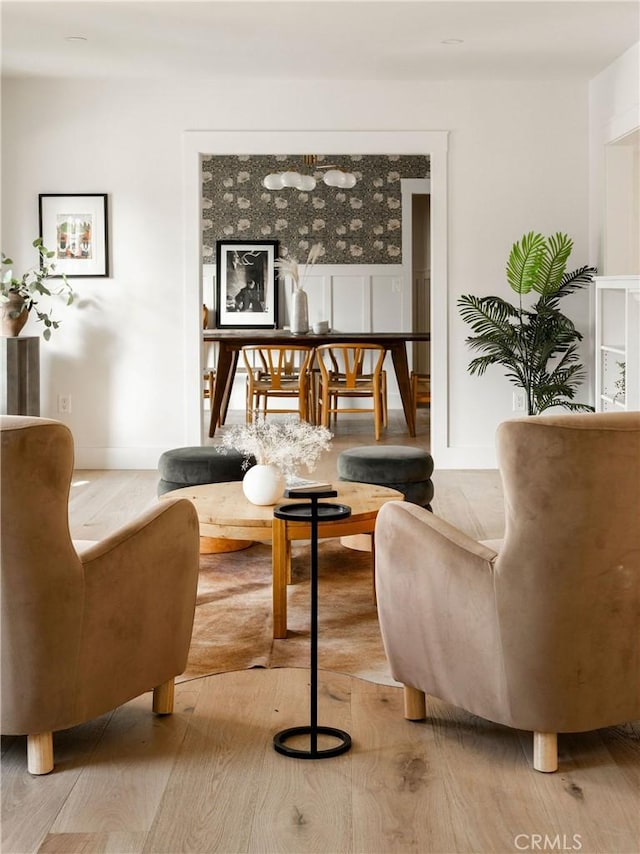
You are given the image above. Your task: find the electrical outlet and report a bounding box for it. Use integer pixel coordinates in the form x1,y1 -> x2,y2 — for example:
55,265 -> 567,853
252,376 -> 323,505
58,395 -> 72,414
512,391 -> 526,412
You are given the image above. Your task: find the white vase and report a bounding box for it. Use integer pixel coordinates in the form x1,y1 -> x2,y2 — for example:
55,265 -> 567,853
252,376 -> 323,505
242,464 -> 285,506
291,287 -> 309,335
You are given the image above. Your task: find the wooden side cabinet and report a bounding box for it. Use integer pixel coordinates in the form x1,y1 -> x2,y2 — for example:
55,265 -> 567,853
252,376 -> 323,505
1,336 -> 40,416
594,276 -> 640,412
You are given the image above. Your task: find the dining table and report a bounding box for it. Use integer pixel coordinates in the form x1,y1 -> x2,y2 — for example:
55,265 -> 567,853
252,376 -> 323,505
203,328 -> 430,438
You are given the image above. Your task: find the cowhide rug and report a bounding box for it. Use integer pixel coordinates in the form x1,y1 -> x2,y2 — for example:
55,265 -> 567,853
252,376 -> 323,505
180,539 -> 398,686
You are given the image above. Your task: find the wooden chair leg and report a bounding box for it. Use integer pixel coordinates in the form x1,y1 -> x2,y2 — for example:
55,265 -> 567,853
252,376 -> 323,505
27,732 -> 54,775
403,685 -> 427,720
153,679 -> 175,715
533,731 -> 558,772
245,381 -> 252,424
373,382 -> 382,440
381,371 -> 388,427
321,387 -> 330,428
411,371 -> 418,426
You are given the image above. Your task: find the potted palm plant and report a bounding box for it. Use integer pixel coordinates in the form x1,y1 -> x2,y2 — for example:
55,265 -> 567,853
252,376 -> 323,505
1,238 -> 74,340
458,231 -> 596,415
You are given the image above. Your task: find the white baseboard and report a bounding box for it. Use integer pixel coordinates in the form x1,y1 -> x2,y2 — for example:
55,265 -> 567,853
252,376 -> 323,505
74,446 -> 167,470
432,444 -> 497,469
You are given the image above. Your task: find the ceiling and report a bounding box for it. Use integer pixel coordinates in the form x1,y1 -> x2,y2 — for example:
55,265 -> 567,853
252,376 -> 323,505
1,1 -> 639,82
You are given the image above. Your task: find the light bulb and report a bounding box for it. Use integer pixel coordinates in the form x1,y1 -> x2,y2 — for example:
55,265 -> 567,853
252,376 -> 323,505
282,171 -> 300,188
297,174 -> 316,192
323,169 -> 343,187
263,173 -> 284,190
341,172 -> 357,189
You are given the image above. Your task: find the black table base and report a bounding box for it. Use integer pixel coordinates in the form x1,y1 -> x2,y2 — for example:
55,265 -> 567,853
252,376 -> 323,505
273,725 -> 351,759
273,490 -> 352,760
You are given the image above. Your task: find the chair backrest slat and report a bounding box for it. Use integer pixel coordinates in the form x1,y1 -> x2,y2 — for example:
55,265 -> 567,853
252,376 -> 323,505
241,345 -> 314,422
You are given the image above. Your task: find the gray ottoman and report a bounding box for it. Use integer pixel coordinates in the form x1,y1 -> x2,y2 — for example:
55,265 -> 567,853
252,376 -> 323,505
157,446 -> 252,496
338,445 -> 434,510
157,446 -> 255,554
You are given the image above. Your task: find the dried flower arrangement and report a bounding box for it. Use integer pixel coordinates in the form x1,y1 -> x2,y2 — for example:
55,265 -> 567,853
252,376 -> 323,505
274,242 -> 323,291
221,417 -> 332,477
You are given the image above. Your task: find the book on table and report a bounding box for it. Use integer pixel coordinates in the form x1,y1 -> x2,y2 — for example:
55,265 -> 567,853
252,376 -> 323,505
286,475 -> 333,493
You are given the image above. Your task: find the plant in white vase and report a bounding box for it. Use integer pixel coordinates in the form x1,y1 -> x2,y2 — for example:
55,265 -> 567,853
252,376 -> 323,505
220,417 -> 332,505
1,238 -> 75,339
274,242 -> 323,335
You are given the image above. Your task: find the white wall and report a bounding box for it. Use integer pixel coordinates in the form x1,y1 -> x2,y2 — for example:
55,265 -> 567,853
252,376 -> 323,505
589,41 -> 640,271
586,41 -> 640,406
2,75 -> 591,468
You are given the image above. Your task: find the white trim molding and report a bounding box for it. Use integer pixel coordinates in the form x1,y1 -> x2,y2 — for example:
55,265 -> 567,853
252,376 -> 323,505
183,130 -> 450,461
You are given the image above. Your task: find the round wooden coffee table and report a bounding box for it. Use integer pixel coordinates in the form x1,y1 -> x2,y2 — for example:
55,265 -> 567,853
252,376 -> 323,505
161,480 -> 403,638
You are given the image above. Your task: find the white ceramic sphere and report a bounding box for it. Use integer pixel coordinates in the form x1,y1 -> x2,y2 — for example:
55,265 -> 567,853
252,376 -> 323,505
242,464 -> 285,506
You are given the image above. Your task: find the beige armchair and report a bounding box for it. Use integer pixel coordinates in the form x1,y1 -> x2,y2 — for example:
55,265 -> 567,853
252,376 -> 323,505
375,411 -> 640,772
1,416 -> 201,774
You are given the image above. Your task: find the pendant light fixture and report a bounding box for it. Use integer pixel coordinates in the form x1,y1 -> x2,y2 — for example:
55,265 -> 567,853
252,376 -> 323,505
263,155 -> 357,191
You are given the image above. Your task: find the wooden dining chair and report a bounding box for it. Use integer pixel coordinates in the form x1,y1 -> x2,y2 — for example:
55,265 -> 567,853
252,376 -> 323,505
315,343 -> 386,440
241,345 -> 315,423
203,368 -> 215,401
411,371 -> 430,422
201,304 -> 221,425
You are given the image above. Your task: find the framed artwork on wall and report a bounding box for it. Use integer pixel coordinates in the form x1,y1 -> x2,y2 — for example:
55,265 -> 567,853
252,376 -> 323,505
38,193 -> 109,277
216,239 -> 279,328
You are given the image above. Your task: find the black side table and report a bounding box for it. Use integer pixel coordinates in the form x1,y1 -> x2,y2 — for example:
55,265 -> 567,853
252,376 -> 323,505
272,489 -> 352,759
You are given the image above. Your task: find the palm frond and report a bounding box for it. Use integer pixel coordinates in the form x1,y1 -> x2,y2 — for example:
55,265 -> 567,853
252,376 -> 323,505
506,231 -> 545,295
458,294 -> 519,337
534,232 -> 572,295
554,265 -> 597,298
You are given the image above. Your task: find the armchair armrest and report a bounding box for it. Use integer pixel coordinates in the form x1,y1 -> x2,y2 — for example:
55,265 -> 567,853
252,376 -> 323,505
374,501 -> 505,719
73,498 -> 200,722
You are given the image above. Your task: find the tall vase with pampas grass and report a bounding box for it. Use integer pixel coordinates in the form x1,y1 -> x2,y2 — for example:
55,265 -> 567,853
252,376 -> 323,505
291,287 -> 309,335
275,242 -> 323,335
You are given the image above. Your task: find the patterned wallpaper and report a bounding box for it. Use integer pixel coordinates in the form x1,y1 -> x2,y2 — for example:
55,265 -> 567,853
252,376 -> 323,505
201,154 -> 430,265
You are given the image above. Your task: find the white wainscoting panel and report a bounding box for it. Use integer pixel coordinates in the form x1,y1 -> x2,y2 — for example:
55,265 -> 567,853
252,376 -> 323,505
202,263 -> 407,411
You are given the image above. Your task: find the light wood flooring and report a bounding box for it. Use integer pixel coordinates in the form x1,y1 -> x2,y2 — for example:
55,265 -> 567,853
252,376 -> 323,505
2,410 -> 639,854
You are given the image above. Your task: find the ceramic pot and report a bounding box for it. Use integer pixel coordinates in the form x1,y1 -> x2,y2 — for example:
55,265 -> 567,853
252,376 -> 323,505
1,293 -> 29,337
242,463 -> 285,506
291,287 -> 309,335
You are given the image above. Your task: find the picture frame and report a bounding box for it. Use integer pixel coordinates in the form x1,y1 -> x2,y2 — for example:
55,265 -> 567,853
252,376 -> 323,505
38,193 -> 109,277
216,239 -> 279,328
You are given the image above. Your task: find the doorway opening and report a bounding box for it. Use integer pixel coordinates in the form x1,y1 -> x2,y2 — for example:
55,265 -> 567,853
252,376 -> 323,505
183,131 -> 448,462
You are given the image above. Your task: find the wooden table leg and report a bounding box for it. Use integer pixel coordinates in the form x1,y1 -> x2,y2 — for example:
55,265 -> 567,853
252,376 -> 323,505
272,517 -> 288,638
389,342 -> 416,437
208,344 -> 234,437
220,349 -> 239,425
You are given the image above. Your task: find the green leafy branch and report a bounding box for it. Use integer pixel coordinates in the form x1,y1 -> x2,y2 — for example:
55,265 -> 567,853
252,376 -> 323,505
1,238 -> 75,340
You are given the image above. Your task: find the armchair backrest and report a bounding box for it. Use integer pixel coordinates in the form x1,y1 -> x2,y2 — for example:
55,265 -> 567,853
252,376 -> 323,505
494,411 -> 640,730
1,416 -> 85,729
